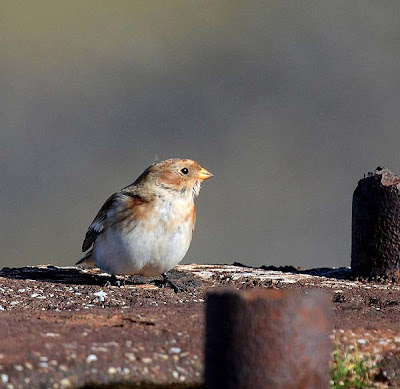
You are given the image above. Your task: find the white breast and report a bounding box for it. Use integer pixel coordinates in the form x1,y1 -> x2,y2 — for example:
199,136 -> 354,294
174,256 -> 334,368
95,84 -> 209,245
93,195 -> 194,276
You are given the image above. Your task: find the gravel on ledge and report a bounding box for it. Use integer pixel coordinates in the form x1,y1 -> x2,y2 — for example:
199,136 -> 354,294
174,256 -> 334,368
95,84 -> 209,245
0,263 -> 399,388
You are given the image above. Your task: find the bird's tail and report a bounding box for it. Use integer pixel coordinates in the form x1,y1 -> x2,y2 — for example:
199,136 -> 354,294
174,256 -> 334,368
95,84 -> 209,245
76,250 -> 96,267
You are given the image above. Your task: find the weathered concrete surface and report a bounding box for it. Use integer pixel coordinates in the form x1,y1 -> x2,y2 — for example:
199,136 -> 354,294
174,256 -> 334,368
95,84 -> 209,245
0,264 -> 400,388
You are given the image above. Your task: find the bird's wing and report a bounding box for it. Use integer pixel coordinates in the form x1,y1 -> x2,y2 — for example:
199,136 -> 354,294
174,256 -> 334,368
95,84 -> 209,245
81,186 -> 148,252
82,192 -> 120,252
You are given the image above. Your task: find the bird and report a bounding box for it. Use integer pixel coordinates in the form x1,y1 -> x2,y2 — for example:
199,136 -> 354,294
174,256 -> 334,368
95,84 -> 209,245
76,158 -> 213,290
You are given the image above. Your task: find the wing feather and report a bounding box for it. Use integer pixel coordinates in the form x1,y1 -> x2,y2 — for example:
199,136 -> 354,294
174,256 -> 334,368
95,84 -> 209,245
82,193 -> 119,252
81,184 -> 149,252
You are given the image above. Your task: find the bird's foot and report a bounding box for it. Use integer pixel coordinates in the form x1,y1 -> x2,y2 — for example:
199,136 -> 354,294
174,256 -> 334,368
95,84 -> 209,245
104,274 -> 125,287
152,273 -> 183,293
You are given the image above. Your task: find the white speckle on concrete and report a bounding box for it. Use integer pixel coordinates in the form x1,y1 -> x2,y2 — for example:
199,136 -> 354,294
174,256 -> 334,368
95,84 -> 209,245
86,354 -> 98,364
93,291 -> 107,302
124,353 -> 136,362
59,378 -> 72,388
169,347 -> 181,354
1,374 -> 8,383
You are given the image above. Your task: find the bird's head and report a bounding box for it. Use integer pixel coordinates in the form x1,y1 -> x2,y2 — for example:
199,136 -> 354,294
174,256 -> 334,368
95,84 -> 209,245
137,158 -> 213,198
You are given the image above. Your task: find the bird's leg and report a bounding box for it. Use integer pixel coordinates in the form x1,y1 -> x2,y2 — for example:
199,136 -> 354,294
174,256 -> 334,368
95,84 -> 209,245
152,273 -> 183,293
104,274 -> 125,287
162,273 -> 183,293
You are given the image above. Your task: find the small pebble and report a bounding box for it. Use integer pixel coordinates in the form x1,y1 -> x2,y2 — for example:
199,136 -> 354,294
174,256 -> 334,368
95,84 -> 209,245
59,378 -> 72,388
86,354 -> 98,364
93,291 -> 107,302
124,353 -> 136,362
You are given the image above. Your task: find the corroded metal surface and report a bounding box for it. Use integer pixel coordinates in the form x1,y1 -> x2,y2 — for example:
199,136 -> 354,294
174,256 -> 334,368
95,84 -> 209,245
352,167 -> 400,280
205,289 -> 332,389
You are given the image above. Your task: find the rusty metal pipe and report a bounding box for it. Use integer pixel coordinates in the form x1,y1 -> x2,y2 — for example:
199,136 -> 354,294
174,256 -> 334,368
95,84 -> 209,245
205,288 -> 332,389
352,167 -> 400,281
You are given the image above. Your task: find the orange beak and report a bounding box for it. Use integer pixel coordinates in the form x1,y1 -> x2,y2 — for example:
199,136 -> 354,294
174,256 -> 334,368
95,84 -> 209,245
198,167 -> 213,181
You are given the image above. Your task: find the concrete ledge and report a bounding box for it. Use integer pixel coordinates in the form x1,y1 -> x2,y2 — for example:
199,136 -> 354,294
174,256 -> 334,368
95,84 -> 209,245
0,264 -> 399,388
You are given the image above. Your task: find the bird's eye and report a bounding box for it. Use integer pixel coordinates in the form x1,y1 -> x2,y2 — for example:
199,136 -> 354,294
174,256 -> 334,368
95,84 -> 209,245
181,168 -> 189,174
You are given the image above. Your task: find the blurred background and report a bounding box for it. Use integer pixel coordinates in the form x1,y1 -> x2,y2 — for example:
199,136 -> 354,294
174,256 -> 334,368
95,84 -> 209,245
2,1 -> 400,269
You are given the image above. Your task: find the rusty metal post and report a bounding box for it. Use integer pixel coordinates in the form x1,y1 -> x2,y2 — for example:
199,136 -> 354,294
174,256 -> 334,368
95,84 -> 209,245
205,289 -> 332,389
351,167 -> 400,281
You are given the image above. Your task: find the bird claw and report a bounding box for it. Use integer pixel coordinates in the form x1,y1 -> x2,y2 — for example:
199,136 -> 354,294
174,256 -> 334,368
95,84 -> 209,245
104,275 -> 125,287
152,274 -> 184,293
